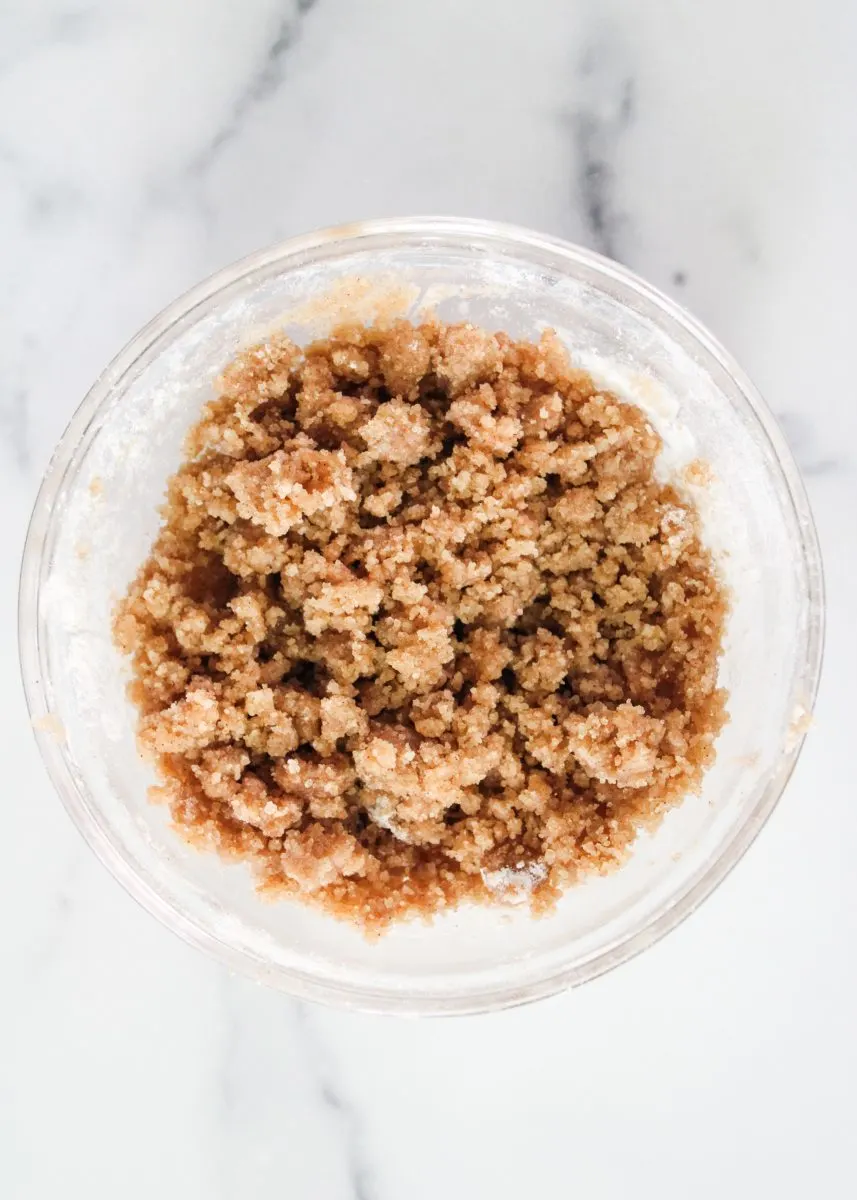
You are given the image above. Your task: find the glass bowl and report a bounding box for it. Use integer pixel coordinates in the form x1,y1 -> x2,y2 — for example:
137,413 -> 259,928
19,217 -> 824,1014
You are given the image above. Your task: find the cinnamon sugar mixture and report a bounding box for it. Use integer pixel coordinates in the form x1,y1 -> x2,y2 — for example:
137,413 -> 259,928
114,320 -> 728,931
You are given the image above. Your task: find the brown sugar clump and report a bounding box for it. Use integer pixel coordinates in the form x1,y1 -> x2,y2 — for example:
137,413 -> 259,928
115,319 -> 728,932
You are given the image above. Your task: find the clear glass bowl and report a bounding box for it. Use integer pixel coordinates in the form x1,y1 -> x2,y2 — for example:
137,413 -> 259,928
19,217 -> 824,1014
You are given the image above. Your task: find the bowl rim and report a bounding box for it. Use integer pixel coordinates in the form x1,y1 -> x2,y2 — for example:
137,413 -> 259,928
18,215 -> 826,1014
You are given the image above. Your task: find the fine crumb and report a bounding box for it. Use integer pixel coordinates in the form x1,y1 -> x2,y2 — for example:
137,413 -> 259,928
115,319 -> 728,932
89,476 -> 104,498
33,713 -> 66,741
684,458 -> 714,487
784,703 -> 814,752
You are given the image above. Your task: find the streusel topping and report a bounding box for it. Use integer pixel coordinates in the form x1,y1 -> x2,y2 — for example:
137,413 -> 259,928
115,320 -> 727,930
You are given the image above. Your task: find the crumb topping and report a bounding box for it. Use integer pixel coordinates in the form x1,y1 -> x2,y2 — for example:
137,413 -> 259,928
115,319 -> 728,931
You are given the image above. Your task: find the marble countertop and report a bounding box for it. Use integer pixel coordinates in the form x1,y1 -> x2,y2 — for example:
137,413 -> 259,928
3,1 -> 856,1196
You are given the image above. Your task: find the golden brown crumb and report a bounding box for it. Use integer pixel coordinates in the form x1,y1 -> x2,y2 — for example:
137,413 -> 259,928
115,319 -> 728,931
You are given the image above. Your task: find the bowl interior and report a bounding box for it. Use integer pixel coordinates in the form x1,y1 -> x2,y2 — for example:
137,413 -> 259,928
24,222 -> 821,1011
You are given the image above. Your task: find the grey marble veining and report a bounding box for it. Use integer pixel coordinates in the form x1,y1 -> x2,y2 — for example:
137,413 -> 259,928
189,0 -> 321,178
567,29 -> 636,260
2,1 -> 856,1197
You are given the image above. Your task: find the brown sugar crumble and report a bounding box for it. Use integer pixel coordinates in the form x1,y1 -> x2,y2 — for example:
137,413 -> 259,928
114,320 -> 728,931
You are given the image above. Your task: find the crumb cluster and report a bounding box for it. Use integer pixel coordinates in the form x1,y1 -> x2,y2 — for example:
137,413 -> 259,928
115,319 -> 728,930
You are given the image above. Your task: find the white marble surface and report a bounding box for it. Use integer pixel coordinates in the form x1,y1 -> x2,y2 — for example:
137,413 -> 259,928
2,1 -> 856,1196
